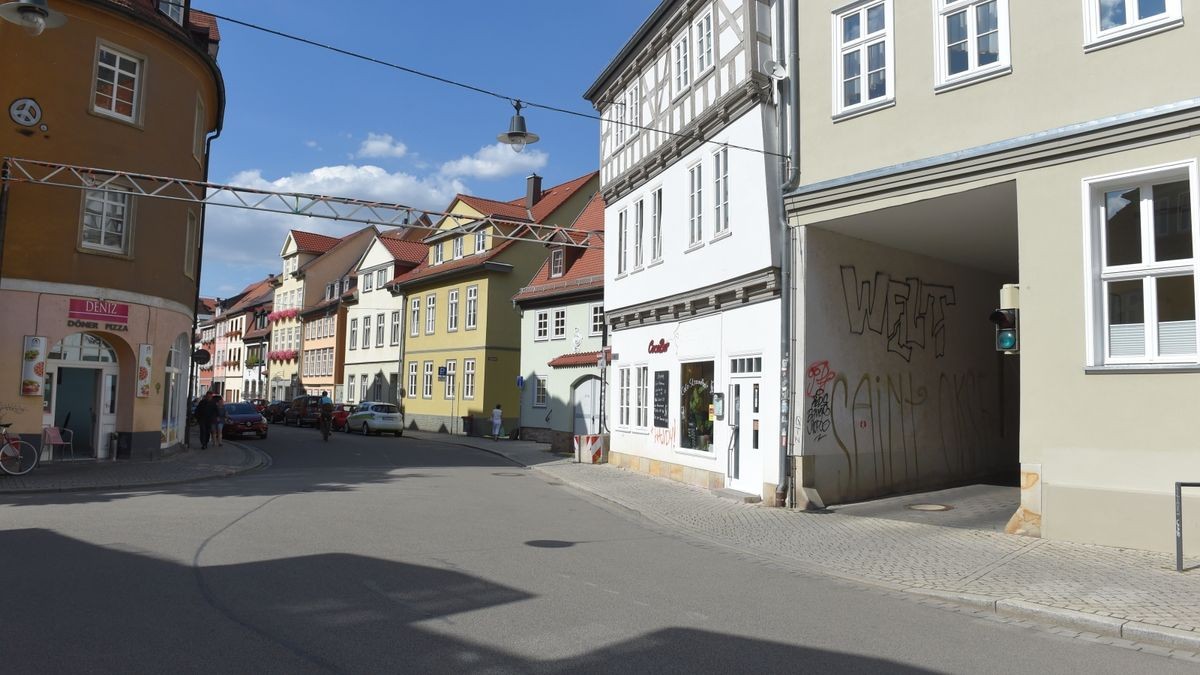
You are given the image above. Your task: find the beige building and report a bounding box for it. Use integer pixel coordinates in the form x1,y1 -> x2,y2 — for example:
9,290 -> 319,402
786,1 -> 1199,552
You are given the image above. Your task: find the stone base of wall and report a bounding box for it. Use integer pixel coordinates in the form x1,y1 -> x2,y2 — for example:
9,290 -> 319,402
520,427 -> 573,453
609,450 -> 726,491
408,414 -> 518,439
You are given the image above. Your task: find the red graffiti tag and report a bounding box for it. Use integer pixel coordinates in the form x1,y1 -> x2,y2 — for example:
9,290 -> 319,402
806,360 -> 836,397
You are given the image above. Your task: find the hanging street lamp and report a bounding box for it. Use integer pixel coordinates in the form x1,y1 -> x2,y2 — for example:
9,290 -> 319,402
497,100 -> 539,153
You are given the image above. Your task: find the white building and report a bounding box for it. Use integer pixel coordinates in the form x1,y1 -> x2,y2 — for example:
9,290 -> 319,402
584,0 -> 787,502
343,231 -> 428,405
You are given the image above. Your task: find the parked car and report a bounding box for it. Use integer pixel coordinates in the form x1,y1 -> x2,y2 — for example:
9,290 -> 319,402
332,403 -> 355,432
349,402 -> 404,436
222,402 -> 268,439
263,400 -> 290,423
283,395 -> 325,427
248,398 -> 270,413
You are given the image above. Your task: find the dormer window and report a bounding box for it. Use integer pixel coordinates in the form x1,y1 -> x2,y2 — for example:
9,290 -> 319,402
550,248 -> 565,277
435,243 -> 445,265
363,272 -> 374,292
158,1 -> 184,25
325,283 -> 334,300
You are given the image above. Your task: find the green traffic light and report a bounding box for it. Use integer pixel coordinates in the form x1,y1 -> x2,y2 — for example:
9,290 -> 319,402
998,330 -> 1017,350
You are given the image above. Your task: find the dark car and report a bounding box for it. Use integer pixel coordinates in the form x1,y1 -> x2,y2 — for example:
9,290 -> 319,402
283,395 -> 325,427
332,404 -> 355,432
248,398 -> 270,413
222,402 -> 269,439
263,400 -> 289,423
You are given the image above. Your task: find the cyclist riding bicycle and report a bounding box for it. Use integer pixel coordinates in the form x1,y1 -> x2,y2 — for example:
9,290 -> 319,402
318,391 -> 334,441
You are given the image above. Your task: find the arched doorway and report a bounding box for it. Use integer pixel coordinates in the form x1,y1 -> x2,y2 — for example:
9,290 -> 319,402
43,332 -> 121,459
161,333 -> 189,447
571,375 -> 601,435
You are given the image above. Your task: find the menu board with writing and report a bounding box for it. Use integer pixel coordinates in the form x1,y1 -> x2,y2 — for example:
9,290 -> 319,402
653,370 -> 670,428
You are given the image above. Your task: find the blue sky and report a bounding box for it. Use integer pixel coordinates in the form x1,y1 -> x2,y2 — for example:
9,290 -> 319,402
198,0 -> 656,299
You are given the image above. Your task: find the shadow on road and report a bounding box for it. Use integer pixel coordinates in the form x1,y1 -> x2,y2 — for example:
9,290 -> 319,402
0,528 -> 936,674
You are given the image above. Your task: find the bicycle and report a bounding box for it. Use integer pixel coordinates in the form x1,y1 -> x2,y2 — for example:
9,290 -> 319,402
319,413 -> 332,442
0,424 -> 38,476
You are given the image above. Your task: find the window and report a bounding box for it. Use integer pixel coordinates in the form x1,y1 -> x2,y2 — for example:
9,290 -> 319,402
360,375 -> 368,402
377,269 -> 387,289
834,0 -> 894,117
618,367 -> 630,426
348,377 -> 357,402
626,83 -> 641,138
695,12 -> 713,73
81,188 -> 131,254
407,362 -> 418,398
688,163 -> 703,246
184,211 -> 197,278
1086,164 -> 1197,366
730,356 -> 764,373
94,45 -> 142,122
423,361 -> 434,398
448,289 -> 459,331
475,230 -> 487,253
550,248 -> 565,277
713,147 -> 729,235
463,359 -> 476,399
680,361 -> 715,450
651,188 -> 663,262
535,310 -> 549,340
444,360 -> 457,399
363,272 -> 373,292
613,91 -> 627,147
391,311 -> 401,345
618,208 -> 628,274
553,309 -> 567,339
935,0 -> 1010,88
534,376 -> 548,407
453,237 -> 464,259
636,366 -> 649,428
590,304 -> 605,336
673,34 -> 690,93
434,243 -> 445,265
410,298 -> 420,337
159,0 -> 184,24
1083,0 -> 1182,48
193,97 -> 206,161
634,199 -> 644,268
376,313 -> 385,347
466,286 -> 479,329
362,315 -> 371,349
425,295 -> 436,334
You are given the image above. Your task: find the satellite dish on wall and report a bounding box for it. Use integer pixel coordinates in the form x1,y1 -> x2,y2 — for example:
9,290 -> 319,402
762,60 -> 788,81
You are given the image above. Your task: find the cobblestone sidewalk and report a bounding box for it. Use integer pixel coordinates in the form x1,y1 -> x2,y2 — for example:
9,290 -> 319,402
414,430 -> 1200,654
0,442 -> 266,493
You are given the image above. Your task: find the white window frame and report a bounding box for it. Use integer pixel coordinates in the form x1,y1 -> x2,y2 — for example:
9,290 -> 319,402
376,268 -> 386,288
434,242 -> 444,265
535,310 -> 549,341
453,237 -> 464,259
363,272 -> 373,292
375,312 -> 385,347
552,308 -> 567,339
636,365 -> 649,428
410,298 -> 420,337
463,359 -> 476,399
93,43 -> 143,123
158,0 -> 184,24
348,375 -> 357,402
466,286 -> 479,329
391,311 -> 401,345
617,208 -> 628,274
695,11 -> 714,75
533,376 -> 548,408
1082,0 -> 1183,51
590,303 -> 605,337
81,187 -> 132,255
933,0 -> 1011,91
673,32 -> 690,96
618,367 -> 631,427
444,360 -> 457,399
832,0 -> 895,119
651,187 -> 663,262
448,289 -> 459,332
688,163 -> 704,247
713,147 -> 729,236
407,362 -> 418,399
550,248 -> 565,277
475,230 -> 487,253
362,315 -> 372,349
1082,160 -> 1199,368
425,294 -> 436,335
360,375 -> 368,402
633,199 -> 644,268
614,92 -> 627,147
626,82 -> 641,141
423,361 -> 434,398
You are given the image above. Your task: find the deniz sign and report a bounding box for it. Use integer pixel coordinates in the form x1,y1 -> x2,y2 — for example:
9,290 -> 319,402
67,298 -> 129,331
647,339 -> 670,354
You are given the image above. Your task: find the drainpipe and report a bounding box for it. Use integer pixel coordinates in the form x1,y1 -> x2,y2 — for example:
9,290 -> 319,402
775,0 -> 801,507
0,158 -> 9,284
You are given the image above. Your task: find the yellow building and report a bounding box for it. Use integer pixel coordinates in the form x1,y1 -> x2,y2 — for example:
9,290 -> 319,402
390,173 -> 598,434
0,0 -> 222,459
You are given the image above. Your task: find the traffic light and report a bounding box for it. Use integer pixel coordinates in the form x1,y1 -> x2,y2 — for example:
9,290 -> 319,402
989,308 -> 1019,353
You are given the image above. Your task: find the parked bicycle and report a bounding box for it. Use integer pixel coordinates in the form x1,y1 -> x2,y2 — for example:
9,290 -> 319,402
0,424 -> 38,476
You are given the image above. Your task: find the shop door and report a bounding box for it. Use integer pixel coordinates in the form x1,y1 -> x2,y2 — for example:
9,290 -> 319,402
573,377 -> 601,435
727,379 -> 762,495
55,368 -> 99,459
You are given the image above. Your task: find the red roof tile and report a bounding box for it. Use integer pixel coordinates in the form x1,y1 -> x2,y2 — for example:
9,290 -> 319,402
457,194 -> 531,222
188,9 -> 221,42
379,233 -> 429,265
548,350 -> 605,369
290,230 -> 342,254
513,193 -> 605,303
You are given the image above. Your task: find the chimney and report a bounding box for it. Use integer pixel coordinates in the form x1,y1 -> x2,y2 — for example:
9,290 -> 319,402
526,173 -> 543,210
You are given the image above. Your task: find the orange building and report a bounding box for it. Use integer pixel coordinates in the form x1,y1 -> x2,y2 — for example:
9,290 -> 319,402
0,1 -> 223,459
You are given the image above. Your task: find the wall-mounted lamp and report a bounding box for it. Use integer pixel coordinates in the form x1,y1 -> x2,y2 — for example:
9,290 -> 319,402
0,0 -> 66,36
497,100 -> 539,154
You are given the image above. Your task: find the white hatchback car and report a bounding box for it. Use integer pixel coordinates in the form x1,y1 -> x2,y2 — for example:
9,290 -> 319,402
349,402 -> 405,436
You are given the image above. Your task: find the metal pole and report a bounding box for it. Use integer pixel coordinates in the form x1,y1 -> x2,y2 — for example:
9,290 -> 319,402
1177,482 -> 1185,572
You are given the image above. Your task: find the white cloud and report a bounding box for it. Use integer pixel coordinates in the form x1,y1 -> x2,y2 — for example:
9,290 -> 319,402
354,132 -> 408,159
304,140 -> 321,150
439,142 -> 548,180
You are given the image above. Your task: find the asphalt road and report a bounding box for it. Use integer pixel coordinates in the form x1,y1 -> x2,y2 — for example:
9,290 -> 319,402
0,425 -> 1190,674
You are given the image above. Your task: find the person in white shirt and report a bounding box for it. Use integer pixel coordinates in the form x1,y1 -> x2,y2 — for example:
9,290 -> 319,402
491,404 -> 503,440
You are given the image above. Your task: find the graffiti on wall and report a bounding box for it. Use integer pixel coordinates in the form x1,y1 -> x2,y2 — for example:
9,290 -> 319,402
804,361 -> 836,442
650,424 -> 677,447
840,266 -> 957,362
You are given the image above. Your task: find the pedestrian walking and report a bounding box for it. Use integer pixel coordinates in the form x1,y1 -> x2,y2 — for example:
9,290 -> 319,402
491,403 -> 503,440
213,395 -> 226,447
195,391 -> 216,449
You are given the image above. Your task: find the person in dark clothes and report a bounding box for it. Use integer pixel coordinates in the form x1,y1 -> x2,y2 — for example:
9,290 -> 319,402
195,391 -> 216,449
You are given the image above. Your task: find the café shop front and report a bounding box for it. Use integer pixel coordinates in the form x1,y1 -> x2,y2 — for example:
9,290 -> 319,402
1,286 -> 192,460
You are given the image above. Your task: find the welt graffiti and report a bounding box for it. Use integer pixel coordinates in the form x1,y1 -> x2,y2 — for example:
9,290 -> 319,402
840,266 -> 957,362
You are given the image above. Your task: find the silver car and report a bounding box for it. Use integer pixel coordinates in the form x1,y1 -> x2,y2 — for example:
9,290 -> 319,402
349,402 -> 404,436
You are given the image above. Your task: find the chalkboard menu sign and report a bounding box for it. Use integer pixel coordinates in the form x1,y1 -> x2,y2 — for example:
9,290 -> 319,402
653,370 -> 670,428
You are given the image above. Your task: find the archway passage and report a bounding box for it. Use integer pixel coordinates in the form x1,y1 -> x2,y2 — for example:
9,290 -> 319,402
572,376 -> 601,436
45,333 -> 120,459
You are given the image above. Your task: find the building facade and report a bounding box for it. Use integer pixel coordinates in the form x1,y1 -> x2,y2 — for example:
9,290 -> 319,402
513,193 -> 607,451
0,0 -> 222,459
785,0 -> 1198,552
585,0 -> 786,501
